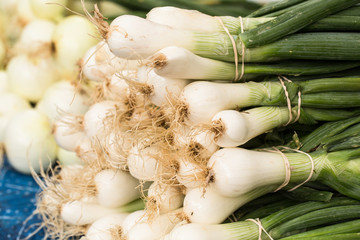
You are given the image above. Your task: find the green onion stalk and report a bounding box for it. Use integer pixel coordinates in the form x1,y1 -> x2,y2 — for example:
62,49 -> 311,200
147,46 -> 360,81
178,77 -> 360,125
180,116 -> 360,224
234,187 -> 334,221
239,0 -> 360,47
208,106 -> 360,148
263,3 -> 360,18
106,15 -> 360,63
105,2 -> 360,63
247,0 -> 307,17
205,146 -> 360,200
279,222 -> 360,239
106,0 -> 261,17
303,16 -> 360,32
207,115 -> 360,198
164,197 -> 360,240
145,5 -> 360,37
289,114 -> 360,152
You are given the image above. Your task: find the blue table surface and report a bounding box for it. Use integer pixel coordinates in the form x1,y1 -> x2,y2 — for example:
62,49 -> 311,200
0,158 -> 45,240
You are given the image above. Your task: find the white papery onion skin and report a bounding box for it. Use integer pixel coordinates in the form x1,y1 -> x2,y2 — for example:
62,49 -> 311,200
82,44 -> 111,83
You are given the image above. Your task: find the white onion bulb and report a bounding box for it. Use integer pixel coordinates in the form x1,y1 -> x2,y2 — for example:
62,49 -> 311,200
95,169 -> 141,208
36,80 -> 90,124
0,93 -> 31,142
30,0 -> 67,22
86,213 -> 129,240
17,19 -> 55,56
4,109 -> 58,174
57,147 -> 83,166
7,54 -> 59,102
53,15 -> 98,79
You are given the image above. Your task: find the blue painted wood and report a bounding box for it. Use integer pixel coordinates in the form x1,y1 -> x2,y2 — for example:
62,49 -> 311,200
0,158 -> 44,240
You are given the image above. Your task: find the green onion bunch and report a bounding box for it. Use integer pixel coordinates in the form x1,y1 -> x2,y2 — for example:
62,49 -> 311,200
28,0 -> 360,239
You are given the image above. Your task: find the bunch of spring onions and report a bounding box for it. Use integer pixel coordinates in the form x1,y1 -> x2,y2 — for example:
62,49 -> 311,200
0,0 -> 265,171
165,194 -> 360,240
11,0 -> 360,239
0,0 -> 103,174
0,0 -> 265,238
0,0 -> 258,173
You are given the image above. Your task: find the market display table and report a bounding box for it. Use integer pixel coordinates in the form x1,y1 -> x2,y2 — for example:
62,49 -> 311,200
0,159 -> 44,240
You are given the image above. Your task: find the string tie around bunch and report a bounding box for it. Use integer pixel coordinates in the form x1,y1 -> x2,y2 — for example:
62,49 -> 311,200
278,76 -> 302,125
215,16 -> 245,82
279,146 -> 315,191
264,146 -> 315,192
266,147 -> 291,192
246,218 -> 274,240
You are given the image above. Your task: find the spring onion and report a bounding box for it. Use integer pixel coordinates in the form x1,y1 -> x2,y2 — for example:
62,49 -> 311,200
7,54 -> 59,102
0,92 -> 31,142
16,19 -> 55,57
53,113 -> 87,152
85,213 -> 128,240
137,66 -> 190,106
148,46 -> 360,81
53,15 -> 98,79
82,41 -> 139,83
4,109 -> 58,174
165,197 -> 360,240
36,80 -> 91,124
94,169 -> 141,208
178,78 -> 360,124
60,198 -> 144,226
147,181 -> 185,214
29,0 -> 67,22
57,147 -> 83,166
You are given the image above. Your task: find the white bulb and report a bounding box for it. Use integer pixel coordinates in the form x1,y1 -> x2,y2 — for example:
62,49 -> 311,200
0,93 -> 31,141
7,54 -> 59,102
4,109 -> 58,174
53,15 -> 98,79
36,80 -> 90,124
